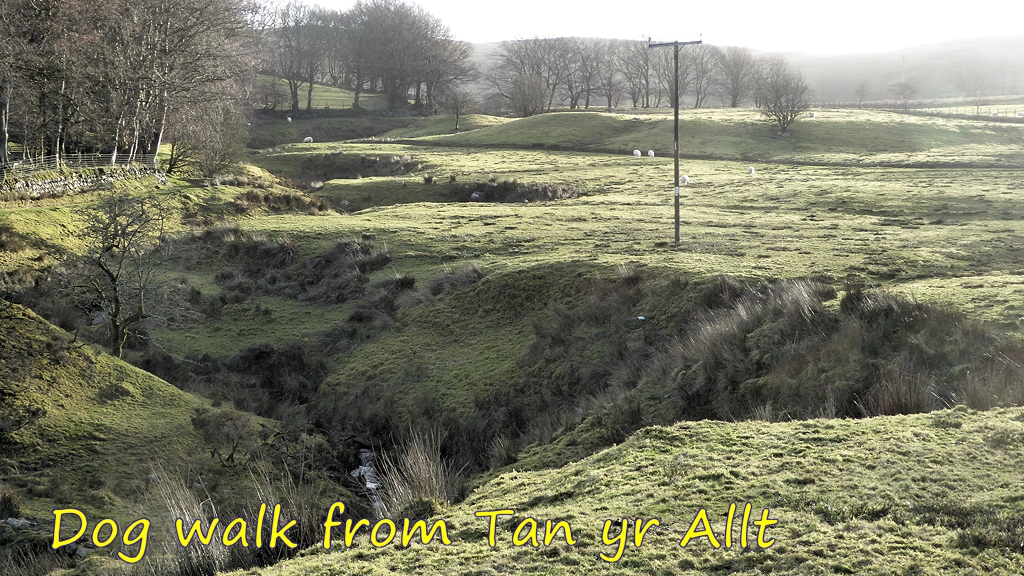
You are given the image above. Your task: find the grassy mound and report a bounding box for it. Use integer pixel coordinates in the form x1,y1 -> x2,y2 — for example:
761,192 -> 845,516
0,302 -> 205,573
418,109 -> 1024,167
228,407 -> 1024,576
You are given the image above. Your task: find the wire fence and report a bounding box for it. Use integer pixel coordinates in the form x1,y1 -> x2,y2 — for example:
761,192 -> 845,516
1,153 -> 157,177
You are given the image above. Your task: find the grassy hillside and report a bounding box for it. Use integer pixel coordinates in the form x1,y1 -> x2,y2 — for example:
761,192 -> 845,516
414,109 -> 1024,167
4,105 -> 1024,576
0,302 -> 204,573
0,304 -> 204,517
228,407 -> 1024,576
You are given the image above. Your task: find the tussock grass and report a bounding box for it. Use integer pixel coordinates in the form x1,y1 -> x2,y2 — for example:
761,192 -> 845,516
378,429 -> 463,519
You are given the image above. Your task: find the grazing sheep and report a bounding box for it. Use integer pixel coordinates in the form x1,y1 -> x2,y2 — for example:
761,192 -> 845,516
808,111 -> 816,118
303,136 -> 313,143
633,149 -> 641,157
1019,111 -> 1024,117
682,175 -> 690,185
647,150 -> 655,157
470,191 -> 482,201
286,116 -> 292,123
748,166 -> 756,175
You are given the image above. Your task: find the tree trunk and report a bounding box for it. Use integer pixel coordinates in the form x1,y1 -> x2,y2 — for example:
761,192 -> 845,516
0,79 -> 9,166
149,91 -> 168,169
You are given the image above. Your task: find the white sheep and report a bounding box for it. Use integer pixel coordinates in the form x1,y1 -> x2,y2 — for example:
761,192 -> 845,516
303,136 -> 313,143
682,175 -> 690,185
647,150 -> 655,157
748,166 -> 756,175
1019,111 -> 1024,117
633,149 -> 641,157
286,116 -> 292,123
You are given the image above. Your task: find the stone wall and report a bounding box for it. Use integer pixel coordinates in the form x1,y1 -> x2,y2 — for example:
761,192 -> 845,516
0,165 -> 166,200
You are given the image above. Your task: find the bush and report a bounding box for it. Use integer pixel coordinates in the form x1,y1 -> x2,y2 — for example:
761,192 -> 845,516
448,180 -> 581,203
299,153 -> 417,184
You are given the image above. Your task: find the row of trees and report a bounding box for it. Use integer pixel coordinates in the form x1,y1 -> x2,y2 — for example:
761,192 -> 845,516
484,38 -> 808,118
0,0 -> 476,167
484,37 -> 810,129
264,0 -> 473,112
0,0 -> 260,168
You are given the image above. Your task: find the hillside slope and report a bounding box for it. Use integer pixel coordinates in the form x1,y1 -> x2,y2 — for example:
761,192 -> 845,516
1,303 -> 209,572
234,407 -> 1024,575
415,109 -> 1024,167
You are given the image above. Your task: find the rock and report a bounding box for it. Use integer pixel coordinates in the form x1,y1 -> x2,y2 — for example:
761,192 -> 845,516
75,545 -> 94,558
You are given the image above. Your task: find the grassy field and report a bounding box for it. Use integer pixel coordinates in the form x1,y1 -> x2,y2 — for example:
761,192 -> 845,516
4,106 -> 1024,575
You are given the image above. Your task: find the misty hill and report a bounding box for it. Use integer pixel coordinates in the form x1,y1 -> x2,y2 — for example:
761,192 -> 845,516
775,35 -> 1024,103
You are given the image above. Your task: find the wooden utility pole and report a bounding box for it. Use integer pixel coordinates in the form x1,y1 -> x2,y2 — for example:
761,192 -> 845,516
649,38 -> 701,245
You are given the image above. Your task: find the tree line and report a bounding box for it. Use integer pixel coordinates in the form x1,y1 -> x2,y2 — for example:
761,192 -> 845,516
0,0 -> 475,171
484,38 -> 808,117
0,0 -> 261,169
263,0 -> 473,113
0,0 -> 813,170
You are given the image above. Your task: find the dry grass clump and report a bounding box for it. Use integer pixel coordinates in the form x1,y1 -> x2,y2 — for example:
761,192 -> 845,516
378,429 -> 462,520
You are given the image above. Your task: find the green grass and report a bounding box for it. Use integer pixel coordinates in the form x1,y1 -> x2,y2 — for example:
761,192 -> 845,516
6,106 -> 1024,575
0,303 -> 205,522
259,76 -> 387,111
412,109 -> 1024,167
226,407 -> 1024,576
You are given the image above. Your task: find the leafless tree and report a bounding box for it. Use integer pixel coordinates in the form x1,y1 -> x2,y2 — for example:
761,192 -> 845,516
618,40 -> 655,108
594,39 -> 623,109
64,189 -> 167,358
439,87 -> 476,132
756,56 -> 811,133
855,81 -> 870,106
716,46 -> 755,107
273,1 -> 328,111
419,33 -> 475,111
689,44 -> 721,108
489,37 -> 570,116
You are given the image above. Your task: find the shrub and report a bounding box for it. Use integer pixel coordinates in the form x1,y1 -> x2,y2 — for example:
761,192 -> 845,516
448,180 -> 581,203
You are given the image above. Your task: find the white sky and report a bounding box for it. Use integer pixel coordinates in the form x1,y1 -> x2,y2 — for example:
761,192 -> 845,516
315,0 -> 1022,55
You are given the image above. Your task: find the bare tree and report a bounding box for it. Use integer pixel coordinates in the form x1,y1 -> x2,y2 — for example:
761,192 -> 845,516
651,46 -> 693,109
618,40 -> 654,108
419,33 -> 474,112
855,81 -> 870,107
689,44 -> 721,108
165,97 -> 248,176
65,189 -> 167,358
489,37 -> 570,115
594,39 -> 623,109
716,46 -> 755,107
439,87 -> 475,132
273,1 -> 326,112
756,56 -> 811,133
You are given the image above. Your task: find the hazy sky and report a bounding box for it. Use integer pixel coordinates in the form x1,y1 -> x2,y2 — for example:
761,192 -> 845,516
317,0 -> 1022,55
